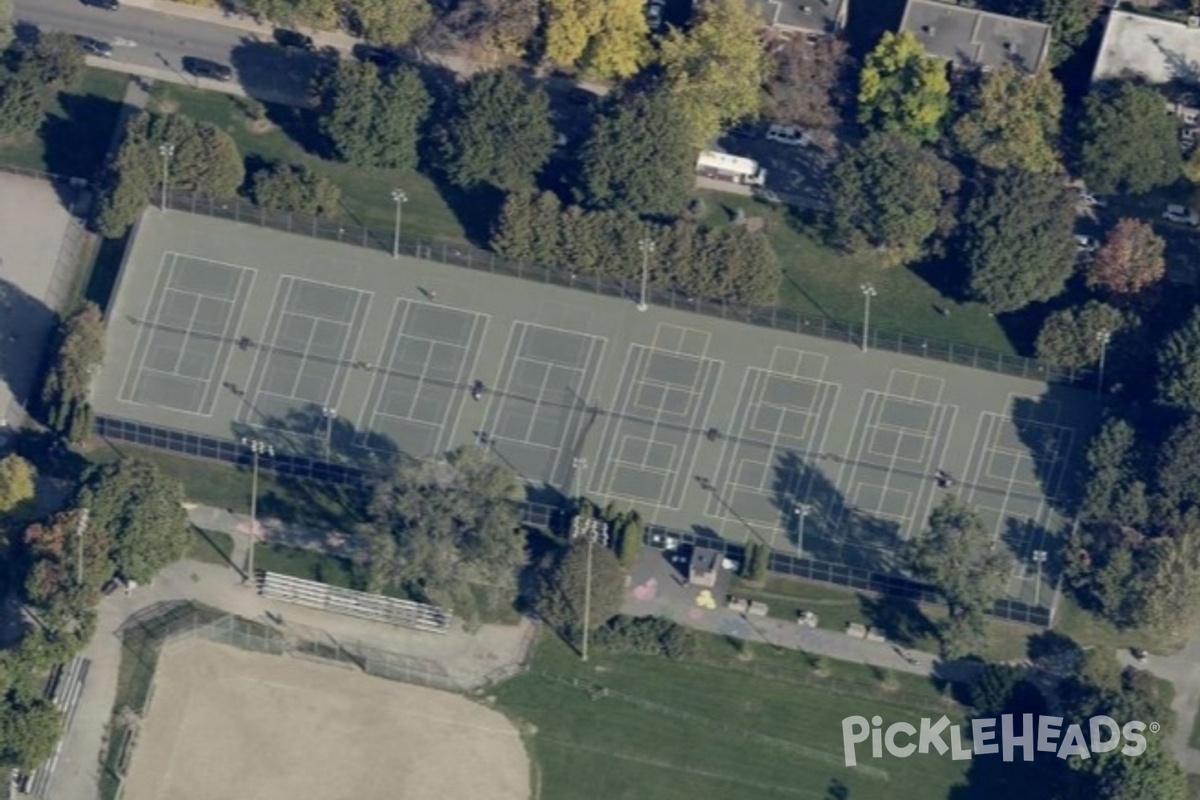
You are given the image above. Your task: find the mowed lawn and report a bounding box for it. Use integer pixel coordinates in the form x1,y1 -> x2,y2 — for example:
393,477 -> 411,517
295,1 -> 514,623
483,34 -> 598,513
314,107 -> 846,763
494,633 -> 971,800
147,84 -> 467,241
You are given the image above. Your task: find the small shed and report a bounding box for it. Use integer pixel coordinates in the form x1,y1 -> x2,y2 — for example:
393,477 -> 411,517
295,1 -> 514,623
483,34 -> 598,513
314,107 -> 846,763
688,547 -> 721,588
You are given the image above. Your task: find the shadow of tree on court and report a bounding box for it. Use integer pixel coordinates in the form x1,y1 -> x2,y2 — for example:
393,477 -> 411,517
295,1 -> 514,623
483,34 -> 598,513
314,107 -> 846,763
0,279 -> 57,429
1009,389 -> 1104,522
229,401 -> 400,472
767,449 -> 906,574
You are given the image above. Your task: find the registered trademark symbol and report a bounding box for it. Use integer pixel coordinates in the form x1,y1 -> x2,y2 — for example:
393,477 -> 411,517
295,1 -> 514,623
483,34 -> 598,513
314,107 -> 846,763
1150,722 -> 1161,734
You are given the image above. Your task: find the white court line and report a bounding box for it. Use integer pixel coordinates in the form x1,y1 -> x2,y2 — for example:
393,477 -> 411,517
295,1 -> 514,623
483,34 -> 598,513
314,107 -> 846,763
592,344 -> 638,495
120,251 -> 176,404
705,366 -> 756,521
545,333 -> 608,485
873,391 -> 941,438
323,290 -> 374,428
443,312 -> 492,450
907,403 -> 958,540
241,276 -> 297,423
276,273 -> 370,323
205,266 -> 257,418
356,297 -> 405,438
1005,392 -> 1062,425
885,370 -> 920,400
666,357 -> 723,510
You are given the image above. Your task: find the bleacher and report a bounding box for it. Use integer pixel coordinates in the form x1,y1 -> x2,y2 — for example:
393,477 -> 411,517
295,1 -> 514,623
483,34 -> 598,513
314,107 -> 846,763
12,656 -> 90,798
257,572 -> 452,633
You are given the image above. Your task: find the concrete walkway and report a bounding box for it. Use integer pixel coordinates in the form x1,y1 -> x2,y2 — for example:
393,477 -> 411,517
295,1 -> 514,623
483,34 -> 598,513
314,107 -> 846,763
1117,631 -> 1200,773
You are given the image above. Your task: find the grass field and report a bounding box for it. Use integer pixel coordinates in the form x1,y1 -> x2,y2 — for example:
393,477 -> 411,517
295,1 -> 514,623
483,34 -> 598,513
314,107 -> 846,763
253,541 -> 359,589
0,69 -> 128,177
188,527 -> 235,567
147,84 -> 468,241
493,631 -> 971,800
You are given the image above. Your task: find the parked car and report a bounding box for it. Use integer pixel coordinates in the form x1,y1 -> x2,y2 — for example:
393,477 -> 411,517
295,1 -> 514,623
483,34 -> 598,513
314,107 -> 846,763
81,0 -> 119,9
646,0 -> 665,31
76,36 -> 113,57
182,57 -> 234,82
1163,204 -> 1200,226
1075,234 -> 1100,253
766,123 -> 812,147
274,29 -> 315,51
352,44 -> 400,68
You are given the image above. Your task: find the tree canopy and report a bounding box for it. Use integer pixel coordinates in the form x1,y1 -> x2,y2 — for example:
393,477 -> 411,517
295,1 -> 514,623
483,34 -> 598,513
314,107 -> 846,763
96,112 -> 244,237
1034,301 -> 1129,370
829,132 -> 960,265
580,88 -> 695,218
318,60 -> 430,170
39,302 -> 105,443
1079,417 -> 1149,529
960,168 -> 1076,312
762,35 -> 853,130
1157,307 -> 1200,413
367,446 -> 526,619
906,495 -> 1009,658
1079,82 -> 1180,196
953,66 -> 1063,174
440,69 -> 555,192
856,30 -> 950,142
74,459 -> 191,584
0,32 -> 85,137
533,536 -> 626,639
1002,0 -> 1099,63
0,454 -> 35,514
417,0 -> 539,59
659,0 -> 766,145
1087,218 -> 1166,297
345,0 -> 433,44
250,161 -> 341,217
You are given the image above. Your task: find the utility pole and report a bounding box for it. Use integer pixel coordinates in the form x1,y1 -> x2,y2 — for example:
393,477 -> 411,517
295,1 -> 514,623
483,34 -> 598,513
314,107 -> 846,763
75,508 -> 90,587
571,456 -> 587,500
241,437 -> 274,585
860,283 -> 877,353
1095,328 -> 1111,397
570,515 -> 609,662
793,502 -> 812,557
158,142 -> 175,211
321,406 -> 337,458
637,238 -> 655,312
391,188 -> 408,259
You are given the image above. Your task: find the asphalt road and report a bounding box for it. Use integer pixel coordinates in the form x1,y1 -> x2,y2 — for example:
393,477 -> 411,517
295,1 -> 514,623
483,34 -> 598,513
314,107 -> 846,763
14,0 -> 324,104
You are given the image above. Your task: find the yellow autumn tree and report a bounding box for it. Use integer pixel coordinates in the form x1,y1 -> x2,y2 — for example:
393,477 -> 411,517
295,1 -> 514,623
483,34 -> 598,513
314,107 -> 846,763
659,0 -> 766,146
857,30 -> 950,142
544,0 -> 606,67
582,0 -> 650,79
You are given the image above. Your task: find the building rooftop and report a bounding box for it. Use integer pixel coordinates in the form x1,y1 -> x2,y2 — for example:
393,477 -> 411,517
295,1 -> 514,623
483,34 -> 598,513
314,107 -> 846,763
690,547 -> 721,576
750,0 -> 848,35
1092,9 -> 1200,86
899,0 -> 1052,73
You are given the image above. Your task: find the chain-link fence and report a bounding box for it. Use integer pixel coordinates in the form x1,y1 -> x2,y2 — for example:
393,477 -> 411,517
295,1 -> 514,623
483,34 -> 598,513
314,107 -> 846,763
167,190 -> 1089,388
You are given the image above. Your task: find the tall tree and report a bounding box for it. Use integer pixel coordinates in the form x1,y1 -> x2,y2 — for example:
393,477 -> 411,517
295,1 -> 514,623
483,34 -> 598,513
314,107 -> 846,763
1156,415 -> 1200,524
368,446 -> 527,619
1080,82 -> 1180,196
856,30 -> 950,143
763,35 -> 853,130
533,538 -> 626,638
581,0 -> 649,79
345,0 -> 433,45
0,454 -> 34,514
319,61 -> 430,169
961,168 -> 1076,312
953,66 -> 1063,174
440,70 -> 555,191
543,0 -> 605,67
74,459 -> 191,584
417,0 -> 539,59
906,496 -> 1009,658
1157,307 -> 1200,413
659,0 -> 766,146
1034,300 -> 1128,370
39,303 -> 104,443
829,132 -> 960,265
1079,417 -> 1150,528
1087,218 -> 1166,297
0,694 -> 61,771
1004,0 -> 1099,64
580,88 -> 695,217
250,161 -> 341,217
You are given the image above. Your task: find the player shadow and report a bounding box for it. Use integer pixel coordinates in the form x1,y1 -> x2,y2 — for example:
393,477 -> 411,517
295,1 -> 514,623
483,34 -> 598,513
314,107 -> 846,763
769,449 -> 905,575
0,279 -> 58,427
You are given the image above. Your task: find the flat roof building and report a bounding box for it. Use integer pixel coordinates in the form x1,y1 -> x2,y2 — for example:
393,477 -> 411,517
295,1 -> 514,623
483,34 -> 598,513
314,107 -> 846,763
899,0 -> 1052,74
1092,9 -> 1200,86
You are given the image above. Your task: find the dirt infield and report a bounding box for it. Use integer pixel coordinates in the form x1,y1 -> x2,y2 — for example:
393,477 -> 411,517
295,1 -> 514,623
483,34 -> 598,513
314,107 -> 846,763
121,640 -> 531,800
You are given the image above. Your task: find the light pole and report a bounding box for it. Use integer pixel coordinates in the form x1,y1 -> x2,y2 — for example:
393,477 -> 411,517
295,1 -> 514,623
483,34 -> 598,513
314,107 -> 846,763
1095,329 -> 1111,397
793,502 -> 812,557
1032,549 -> 1048,607
571,456 -> 587,499
391,188 -> 408,259
321,406 -> 337,458
241,437 -> 274,585
637,238 -> 655,312
570,515 -> 610,662
158,142 -> 175,211
860,283 -> 877,353
74,508 -> 90,587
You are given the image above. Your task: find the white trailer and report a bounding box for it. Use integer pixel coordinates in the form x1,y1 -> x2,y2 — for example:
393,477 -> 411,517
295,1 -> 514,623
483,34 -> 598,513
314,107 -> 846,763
695,151 -> 767,187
